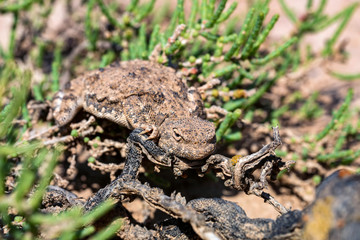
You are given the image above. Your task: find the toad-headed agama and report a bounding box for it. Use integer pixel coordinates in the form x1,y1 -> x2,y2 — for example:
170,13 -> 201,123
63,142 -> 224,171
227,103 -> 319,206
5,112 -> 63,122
52,60 -> 216,160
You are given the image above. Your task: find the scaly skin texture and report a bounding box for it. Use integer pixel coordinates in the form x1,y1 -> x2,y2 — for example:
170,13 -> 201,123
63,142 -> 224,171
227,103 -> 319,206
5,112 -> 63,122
51,60 -> 216,160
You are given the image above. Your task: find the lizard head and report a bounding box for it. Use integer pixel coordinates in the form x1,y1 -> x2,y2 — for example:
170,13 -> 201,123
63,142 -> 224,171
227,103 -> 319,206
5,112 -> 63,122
158,118 -> 216,160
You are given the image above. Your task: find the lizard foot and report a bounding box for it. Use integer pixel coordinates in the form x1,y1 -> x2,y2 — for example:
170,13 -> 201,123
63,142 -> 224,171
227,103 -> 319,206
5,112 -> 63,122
139,125 -> 159,140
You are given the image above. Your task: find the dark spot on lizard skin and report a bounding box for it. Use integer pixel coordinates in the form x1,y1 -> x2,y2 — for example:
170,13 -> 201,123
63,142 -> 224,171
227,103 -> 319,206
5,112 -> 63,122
109,62 -> 120,67
64,81 -> 71,90
128,72 -> 136,78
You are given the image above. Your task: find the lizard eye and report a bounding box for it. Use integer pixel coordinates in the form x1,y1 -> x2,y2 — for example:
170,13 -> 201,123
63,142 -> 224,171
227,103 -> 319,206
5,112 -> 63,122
172,128 -> 182,142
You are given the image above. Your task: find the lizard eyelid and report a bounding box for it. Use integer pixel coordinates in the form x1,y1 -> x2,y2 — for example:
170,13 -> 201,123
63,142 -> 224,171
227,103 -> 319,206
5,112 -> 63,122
172,128 -> 183,142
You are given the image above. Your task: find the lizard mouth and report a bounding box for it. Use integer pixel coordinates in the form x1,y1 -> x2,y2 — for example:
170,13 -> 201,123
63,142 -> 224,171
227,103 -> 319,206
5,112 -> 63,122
159,140 -> 216,160
182,143 -> 216,160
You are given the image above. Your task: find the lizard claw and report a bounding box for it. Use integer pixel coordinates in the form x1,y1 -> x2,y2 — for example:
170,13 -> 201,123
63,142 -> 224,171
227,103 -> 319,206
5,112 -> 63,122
140,125 -> 159,140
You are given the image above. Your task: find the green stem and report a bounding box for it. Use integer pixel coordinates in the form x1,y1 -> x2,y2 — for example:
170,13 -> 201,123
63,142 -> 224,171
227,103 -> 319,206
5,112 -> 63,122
251,37 -> 298,65
330,71 -> 360,81
278,0 -> 297,23
241,11 -> 265,59
316,88 -> 353,141
97,0 -> 122,28
224,8 -> 255,60
8,11 -> 19,59
205,0 -> 227,28
250,14 -> 279,55
0,0 -> 35,13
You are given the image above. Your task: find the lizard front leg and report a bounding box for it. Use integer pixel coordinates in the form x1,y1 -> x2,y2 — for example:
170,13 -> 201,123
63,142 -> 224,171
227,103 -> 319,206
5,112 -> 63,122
139,125 -> 159,140
51,75 -> 85,126
120,129 -> 145,180
84,128 -> 170,211
84,129 -> 144,210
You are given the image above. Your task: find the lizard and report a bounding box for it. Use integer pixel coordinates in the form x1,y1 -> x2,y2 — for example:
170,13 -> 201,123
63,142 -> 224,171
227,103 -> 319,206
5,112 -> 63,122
51,59 -> 216,161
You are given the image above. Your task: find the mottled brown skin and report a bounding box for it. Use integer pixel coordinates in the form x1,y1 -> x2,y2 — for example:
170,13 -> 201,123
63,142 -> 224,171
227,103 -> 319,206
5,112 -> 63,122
52,60 -> 216,160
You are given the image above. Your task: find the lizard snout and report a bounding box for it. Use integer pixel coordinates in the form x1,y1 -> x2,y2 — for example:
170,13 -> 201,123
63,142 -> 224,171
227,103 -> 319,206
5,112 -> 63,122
158,118 -> 216,160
